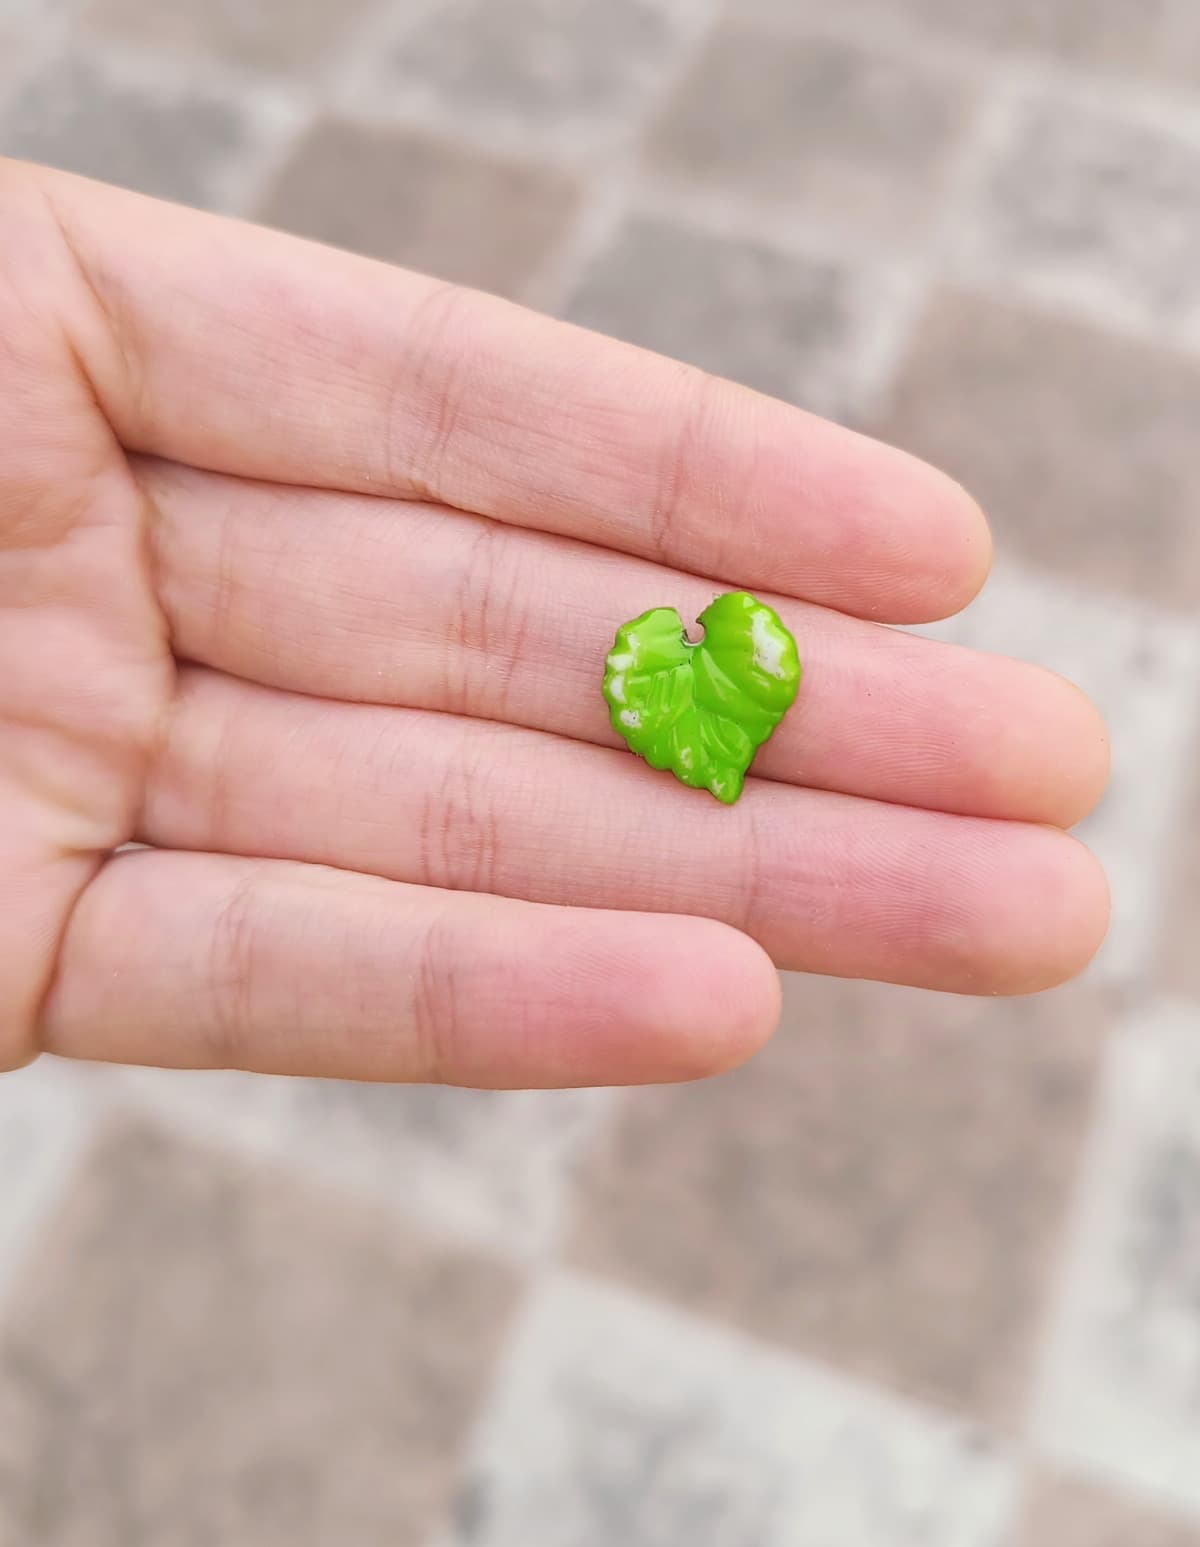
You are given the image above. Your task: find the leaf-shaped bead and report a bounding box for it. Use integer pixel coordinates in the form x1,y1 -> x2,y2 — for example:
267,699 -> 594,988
602,591 -> 801,804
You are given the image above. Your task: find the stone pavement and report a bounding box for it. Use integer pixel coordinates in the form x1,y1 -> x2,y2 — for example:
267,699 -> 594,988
2,0 -> 1199,1541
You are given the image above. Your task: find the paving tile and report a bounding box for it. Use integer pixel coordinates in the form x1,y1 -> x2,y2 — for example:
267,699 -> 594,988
1034,1002 -> 1200,1518
916,560 -> 1200,985
646,13 -> 973,243
256,118 -> 581,297
875,290 -> 1200,612
0,0 -> 73,20
0,22 -> 28,67
566,213 -> 895,419
955,88 -> 1200,346
1157,725 -> 1200,1005
447,1271 -> 1015,1547
0,1120 -> 522,1546
81,0 -> 379,79
0,44 -> 279,209
742,0 -> 1200,85
273,1080 -> 616,1260
109,1063 -> 613,1260
569,974 -> 1107,1427
356,0 -> 707,157
0,1059 -> 98,1311
1011,1468 -> 1200,1547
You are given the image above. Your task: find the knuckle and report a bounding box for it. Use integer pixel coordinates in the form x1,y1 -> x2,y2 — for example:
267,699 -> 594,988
418,723 -> 503,899
205,868 -> 265,1069
408,909 -> 462,1084
386,281 -> 474,501
648,366 -> 721,569
455,519 -> 527,718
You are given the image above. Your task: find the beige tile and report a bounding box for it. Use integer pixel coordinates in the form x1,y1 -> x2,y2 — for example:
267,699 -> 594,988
874,289 -> 1200,611
570,974 -> 1109,1427
256,118 -> 581,298
82,0 -> 378,78
0,1121 -> 522,1547
1013,1469 -> 1200,1546
645,14 -> 973,242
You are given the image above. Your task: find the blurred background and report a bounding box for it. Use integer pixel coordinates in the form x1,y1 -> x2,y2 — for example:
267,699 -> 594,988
2,0 -> 1199,1542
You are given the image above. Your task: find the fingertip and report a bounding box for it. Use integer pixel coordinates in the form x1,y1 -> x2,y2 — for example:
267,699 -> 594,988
826,431 -> 993,624
631,917 -> 782,1081
993,828 -> 1112,995
932,477 -> 994,618
902,463 -> 994,624
1039,675 -> 1112,829
1046,831 -> 1112,987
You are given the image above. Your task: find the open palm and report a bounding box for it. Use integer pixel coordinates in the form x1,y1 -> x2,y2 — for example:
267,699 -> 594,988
0,159 -> 1109,1088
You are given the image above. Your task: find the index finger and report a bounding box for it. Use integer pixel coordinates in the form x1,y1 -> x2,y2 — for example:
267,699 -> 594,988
21,159 -> 990,622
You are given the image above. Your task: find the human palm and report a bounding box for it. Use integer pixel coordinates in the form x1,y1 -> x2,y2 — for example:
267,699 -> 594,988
0,160 -> 1109,1087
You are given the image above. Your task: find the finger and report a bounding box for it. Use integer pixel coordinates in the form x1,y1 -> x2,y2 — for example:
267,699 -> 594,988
141,670 -> 1111,995
40,849 -> 780,1085
144,459 -> 1107,828
30,160 -> 990,622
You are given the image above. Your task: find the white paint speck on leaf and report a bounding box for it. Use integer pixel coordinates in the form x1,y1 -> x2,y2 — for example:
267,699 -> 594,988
750,609 -> 787,679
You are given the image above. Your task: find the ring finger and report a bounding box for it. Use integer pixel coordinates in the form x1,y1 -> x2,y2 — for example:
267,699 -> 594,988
140,668 -> 1111,994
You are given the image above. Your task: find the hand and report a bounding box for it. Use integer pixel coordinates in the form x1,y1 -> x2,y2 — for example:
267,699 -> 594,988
0,160 -> 1109,1089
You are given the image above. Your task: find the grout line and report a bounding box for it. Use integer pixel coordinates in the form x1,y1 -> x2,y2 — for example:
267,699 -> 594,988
0,1061 -> 115,1322
1019,1003 -> 1200,1527
325,0 -> 730,316
323,0 -> 447,111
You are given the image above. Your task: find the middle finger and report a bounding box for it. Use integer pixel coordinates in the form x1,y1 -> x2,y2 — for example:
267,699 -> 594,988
143,458 -> 1107,827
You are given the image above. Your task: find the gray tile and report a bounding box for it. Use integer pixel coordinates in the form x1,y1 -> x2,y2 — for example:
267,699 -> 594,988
742,0 -> 1200,85
275,1079 -> 615,1259
1158,727 -> 1200,1005
256,118 -> 581,297
1012,1469 -> 1200,1547
0,1121 -> 522,1547
0,46 -> 266,208
646,14 -> 973,242
566,214 -> 892,418
957,89 -> 1200,345
82,0 -> 379,79
916,561 -> 1200,988
361,0 -> 704,156
570,975 -> 1108,1427
450,1273 -> 1015,1547
0,1059 -> 98,1309
0,0 -> 75,20
1037,1003 -> 1200,1517
874,289 -> 1200,611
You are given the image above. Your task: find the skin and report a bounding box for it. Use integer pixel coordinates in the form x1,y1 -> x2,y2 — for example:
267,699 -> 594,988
0,158 -> 1111,1089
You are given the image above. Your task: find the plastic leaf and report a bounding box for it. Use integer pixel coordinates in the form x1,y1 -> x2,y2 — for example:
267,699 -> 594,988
602,591 -> 802,804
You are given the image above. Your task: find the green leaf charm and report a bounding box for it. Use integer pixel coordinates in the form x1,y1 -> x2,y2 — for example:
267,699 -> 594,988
603,591 -> 801,804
